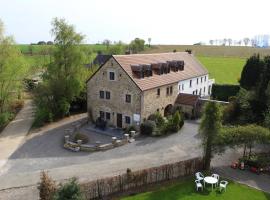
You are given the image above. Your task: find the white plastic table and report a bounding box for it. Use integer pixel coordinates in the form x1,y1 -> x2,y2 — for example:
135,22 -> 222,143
204,176 -> 218,191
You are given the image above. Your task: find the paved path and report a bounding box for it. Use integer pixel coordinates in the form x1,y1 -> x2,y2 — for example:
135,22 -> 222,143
0,100 -> 34,171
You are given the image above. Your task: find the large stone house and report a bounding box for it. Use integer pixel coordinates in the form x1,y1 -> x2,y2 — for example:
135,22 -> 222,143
87,52 -> 214,128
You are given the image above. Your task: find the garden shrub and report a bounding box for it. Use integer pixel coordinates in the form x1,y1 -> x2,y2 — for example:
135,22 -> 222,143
148,112 -> 165,127
0,112 -> 13,129
33,106 -> 54,127
38,171 -> 57,200
53,178 -> 84,200
140,120 -> 156,135
73,133 -> 89,144
211,84 -> 240,101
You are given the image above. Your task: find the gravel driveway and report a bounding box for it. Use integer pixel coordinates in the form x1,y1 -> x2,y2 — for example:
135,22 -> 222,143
0,119 -> 202,199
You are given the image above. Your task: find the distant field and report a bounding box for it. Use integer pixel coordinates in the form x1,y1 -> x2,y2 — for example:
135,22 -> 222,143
16,44 -> 107,54
197,56 -> 246,84
143,45 -> 270,58
18,44 -> 252,84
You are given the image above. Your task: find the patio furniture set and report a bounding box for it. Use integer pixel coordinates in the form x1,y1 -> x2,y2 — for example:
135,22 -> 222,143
195,172 -> 228,192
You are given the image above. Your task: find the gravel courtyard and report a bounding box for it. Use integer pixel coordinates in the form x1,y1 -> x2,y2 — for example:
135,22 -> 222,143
1,119 -> 202,176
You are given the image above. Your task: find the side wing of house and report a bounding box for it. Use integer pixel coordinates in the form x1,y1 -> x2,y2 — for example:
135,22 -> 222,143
141,83 -> 179,120
87,57 -> 142,128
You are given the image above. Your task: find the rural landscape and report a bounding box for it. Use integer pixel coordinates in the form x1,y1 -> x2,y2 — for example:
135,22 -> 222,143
1,0 -> 270,200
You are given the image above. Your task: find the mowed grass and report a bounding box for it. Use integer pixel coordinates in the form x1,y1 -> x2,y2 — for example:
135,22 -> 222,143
121,179 -> 270,200
197,56 -> 246,84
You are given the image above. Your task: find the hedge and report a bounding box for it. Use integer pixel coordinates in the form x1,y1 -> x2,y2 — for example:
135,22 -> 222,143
211,84 -> 240,101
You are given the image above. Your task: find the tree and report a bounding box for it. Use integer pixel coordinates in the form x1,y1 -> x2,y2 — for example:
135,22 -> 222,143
38,41 -> 46,45
243,38 -> 250,46
199,102 -> 222,170
130,38 -> 145,53
148,37 -> 151,47
228,38 -> 232,46
34,18 -> 87,124
240,54 -> 264,90
106,42 -> 125,55
0,19 -> 28,115
54,178 -> 84,200
209,40 -> 214,45
221,125 -> 270,158
223,38 -> 227,46
102,39 -> 111,49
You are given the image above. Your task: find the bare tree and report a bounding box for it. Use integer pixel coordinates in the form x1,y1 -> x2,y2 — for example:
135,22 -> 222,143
223,38 -> 227,46
243,38 -> 250,46
251,39 -> 256,47
238,40 -> 242,46
148,38 -> 151,47
102,39 -> 111,49
209,40 -> 214,45
228,38 -> 233,46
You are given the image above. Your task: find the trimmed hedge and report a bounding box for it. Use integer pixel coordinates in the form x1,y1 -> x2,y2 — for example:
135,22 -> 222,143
211,84 -> 240,101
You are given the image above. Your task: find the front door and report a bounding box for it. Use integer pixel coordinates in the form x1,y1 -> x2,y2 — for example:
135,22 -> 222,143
117,113 -> 122,128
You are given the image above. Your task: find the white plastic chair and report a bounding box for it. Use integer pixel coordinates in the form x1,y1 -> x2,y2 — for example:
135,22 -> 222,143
219,180 -> 228,192
195,180 -> 203,191
211,173 -> 219,186
195,172 -> 204,182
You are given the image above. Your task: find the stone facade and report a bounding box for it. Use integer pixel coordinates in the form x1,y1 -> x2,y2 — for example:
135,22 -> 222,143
141,83 -> 179,120
87,57 -> 141,128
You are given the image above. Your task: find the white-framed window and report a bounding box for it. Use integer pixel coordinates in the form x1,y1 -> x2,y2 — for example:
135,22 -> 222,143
182,84 -> 184,90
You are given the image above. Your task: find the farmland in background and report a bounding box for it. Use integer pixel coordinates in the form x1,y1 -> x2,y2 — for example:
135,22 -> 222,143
17,44 -> 270,84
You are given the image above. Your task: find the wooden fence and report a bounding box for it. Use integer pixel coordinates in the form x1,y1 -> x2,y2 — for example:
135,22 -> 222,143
81,157 -> 203,199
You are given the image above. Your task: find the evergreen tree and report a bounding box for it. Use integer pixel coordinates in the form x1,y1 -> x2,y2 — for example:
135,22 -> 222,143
200,102 -> 222,170
240,54 -> 264,90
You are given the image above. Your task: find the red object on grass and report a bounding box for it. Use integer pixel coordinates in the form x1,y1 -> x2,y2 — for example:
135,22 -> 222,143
250,167 -> 258,173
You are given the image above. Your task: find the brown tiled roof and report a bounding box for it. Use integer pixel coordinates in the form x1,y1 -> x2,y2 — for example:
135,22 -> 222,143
175,93 -> 199,106
113,52 -> 208,91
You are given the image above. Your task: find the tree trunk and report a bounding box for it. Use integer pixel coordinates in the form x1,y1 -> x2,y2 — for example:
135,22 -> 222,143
248,145 -> 252,159
243,144 -> 247,157
204,138 -> 212,171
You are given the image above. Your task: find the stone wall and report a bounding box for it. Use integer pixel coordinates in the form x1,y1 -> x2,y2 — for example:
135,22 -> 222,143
141,83 -> 179,120
87,57 -> 141,128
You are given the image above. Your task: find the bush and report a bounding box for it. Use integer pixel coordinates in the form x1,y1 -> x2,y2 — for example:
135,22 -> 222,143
57,98 -> 70,117
211,84 -> 240,101
140,120 -> 156,135
160,111 -> 184,135
38,171 -> 57,200
0,112 -> 13,129
73,133 -> 89,144
53,178 -> 84,200
33,106 -> 54,127
148,112 -> 165,127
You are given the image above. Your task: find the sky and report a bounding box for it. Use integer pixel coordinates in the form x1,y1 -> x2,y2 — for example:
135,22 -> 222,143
0,0 -> 269,44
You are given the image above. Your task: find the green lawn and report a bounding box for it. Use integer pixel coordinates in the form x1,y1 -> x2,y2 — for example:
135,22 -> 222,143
121,179 -> 270,200
197,56 -> 246,84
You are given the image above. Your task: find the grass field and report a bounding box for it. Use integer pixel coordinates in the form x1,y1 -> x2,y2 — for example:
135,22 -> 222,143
197,56 -> 246,84
143,45 -> 270,58
121,179 -> 270,200
18,44 -> 262,84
